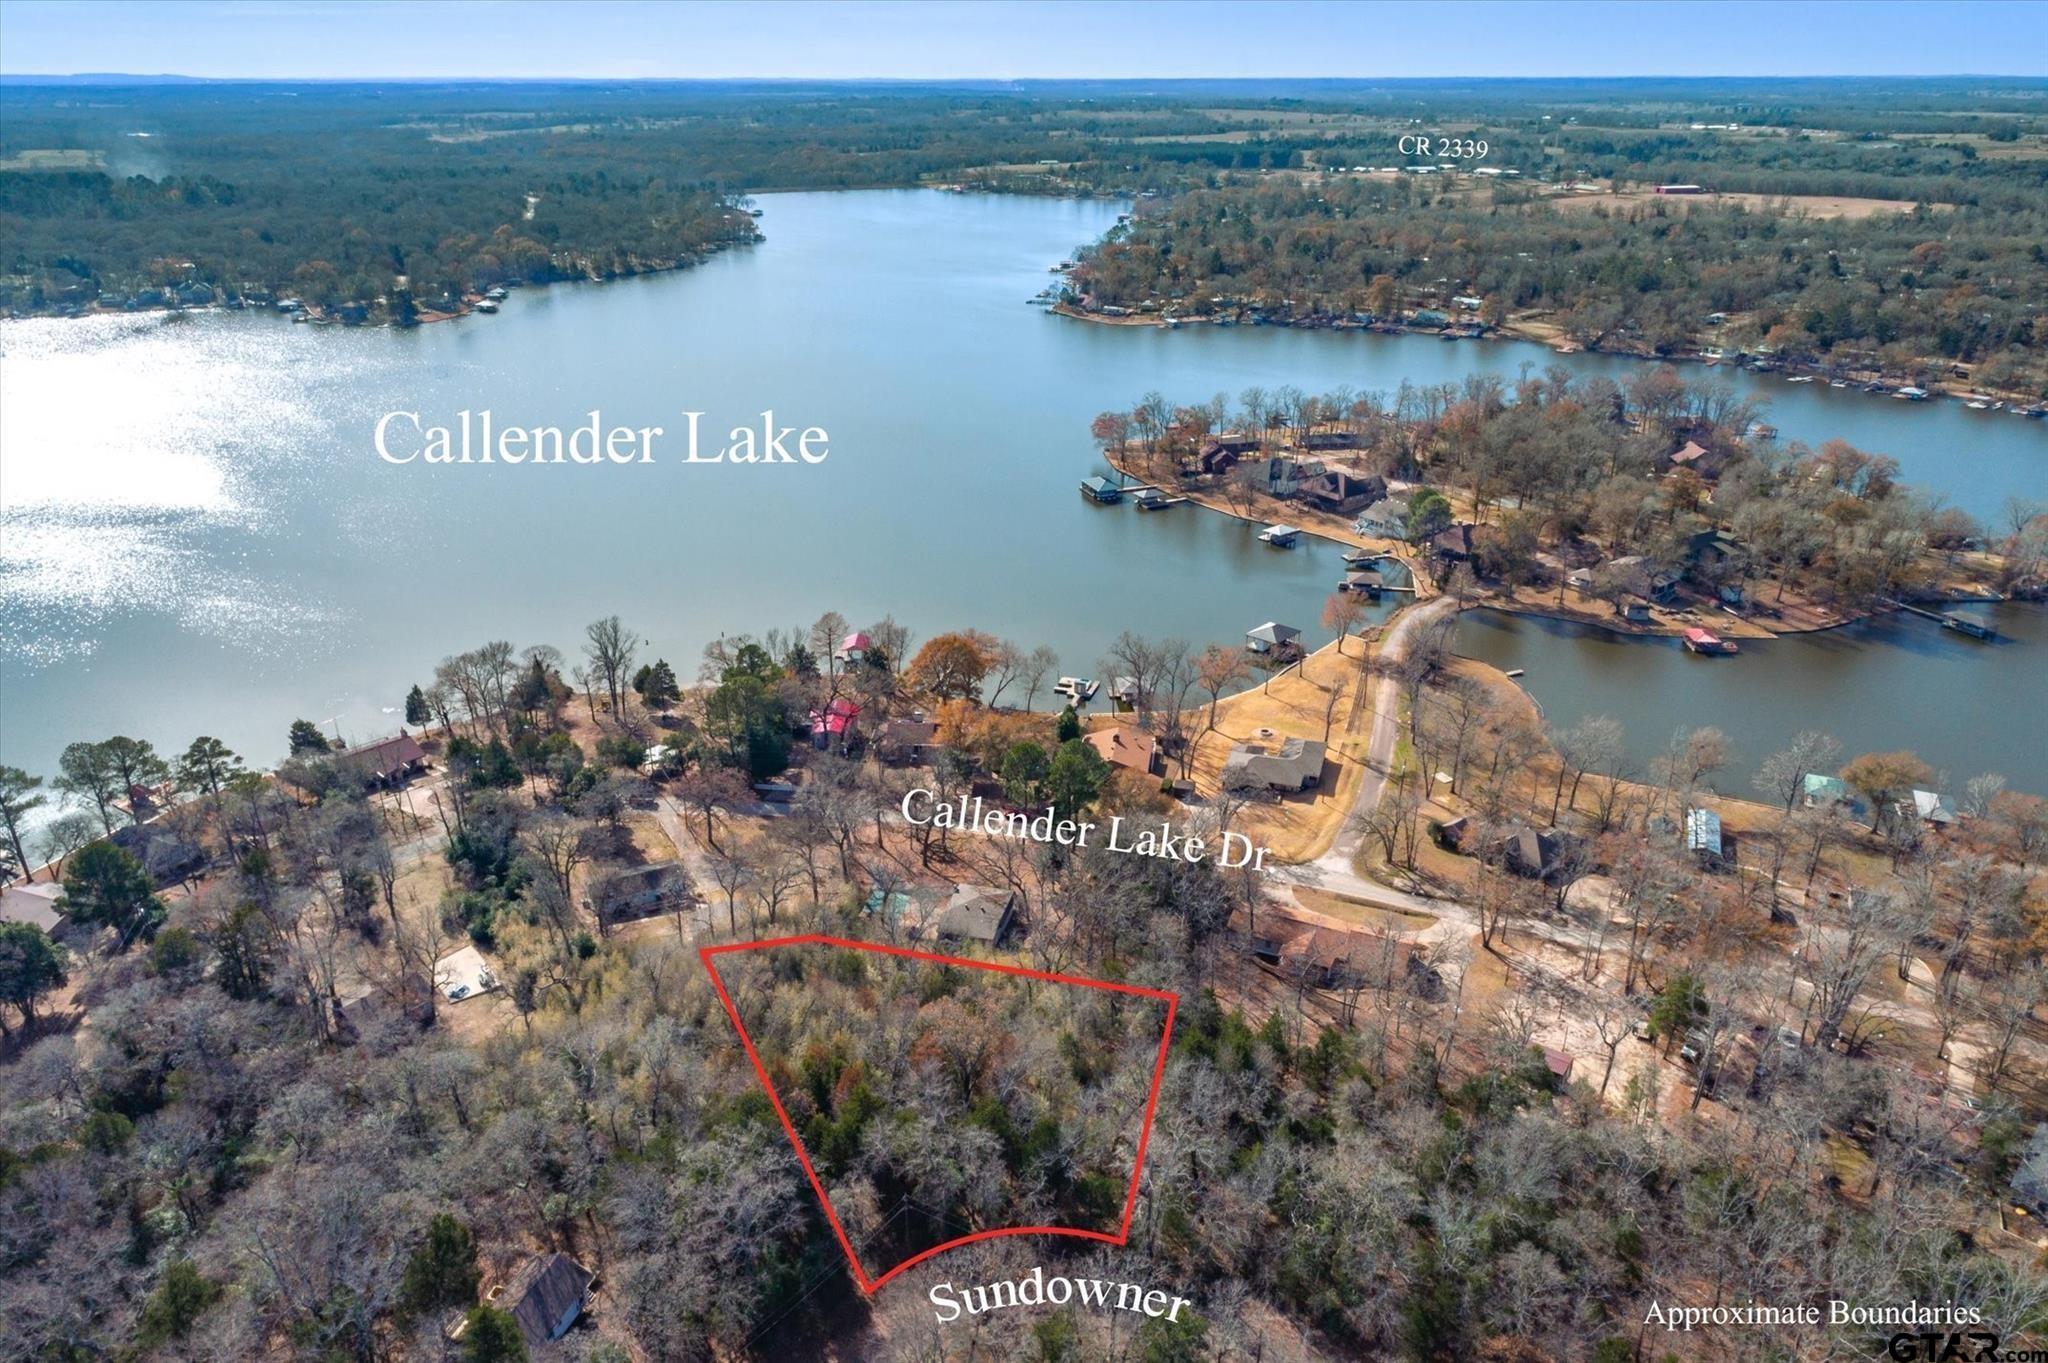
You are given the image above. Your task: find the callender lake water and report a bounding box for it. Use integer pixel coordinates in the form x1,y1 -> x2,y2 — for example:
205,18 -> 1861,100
1,189 -> 2044,800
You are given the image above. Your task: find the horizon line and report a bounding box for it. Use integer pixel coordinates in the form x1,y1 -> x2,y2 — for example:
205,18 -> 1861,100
4,71 -> 2043,84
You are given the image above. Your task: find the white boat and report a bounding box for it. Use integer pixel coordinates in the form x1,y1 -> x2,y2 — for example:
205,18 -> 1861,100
1052,676 -> 1100,704
1786,375 -> 1815,384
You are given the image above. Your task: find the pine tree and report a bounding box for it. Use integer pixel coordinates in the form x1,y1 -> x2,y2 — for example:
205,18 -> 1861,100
400,1213 -> 481,1319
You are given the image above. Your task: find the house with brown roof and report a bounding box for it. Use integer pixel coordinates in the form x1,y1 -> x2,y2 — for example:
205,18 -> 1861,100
875,712 -> 939,765
1198,432 -> 1261,476
1303,469 -> 1387,515
1429,523 -> 1477,563
1085,725 -> 1158,776
1668,439 -> 1730,480
1496,825 -> 1574,880
1260,915 -> 1410,990
335,732 -> 428,787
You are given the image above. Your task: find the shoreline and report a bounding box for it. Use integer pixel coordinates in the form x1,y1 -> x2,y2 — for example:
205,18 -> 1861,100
2,235 -> 760,330
1054,302 -> 2048,411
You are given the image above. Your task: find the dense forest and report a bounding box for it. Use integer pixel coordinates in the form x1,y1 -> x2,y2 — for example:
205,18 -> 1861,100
5,76 -> 2048,351
1070,175 -> 2048,392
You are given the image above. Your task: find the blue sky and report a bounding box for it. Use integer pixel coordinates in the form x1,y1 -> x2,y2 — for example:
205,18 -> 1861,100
2,0 -> 2042,79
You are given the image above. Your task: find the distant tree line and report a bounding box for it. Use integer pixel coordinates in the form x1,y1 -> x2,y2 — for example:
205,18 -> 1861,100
1072,175 -> 2048,391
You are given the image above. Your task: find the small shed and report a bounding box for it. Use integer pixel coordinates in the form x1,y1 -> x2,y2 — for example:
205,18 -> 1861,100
498,1252 -> 593,1348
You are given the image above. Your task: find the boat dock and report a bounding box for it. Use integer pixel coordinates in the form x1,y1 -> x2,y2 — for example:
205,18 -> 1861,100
1883,598 -> 1999,640
1682,627 -> 1739,655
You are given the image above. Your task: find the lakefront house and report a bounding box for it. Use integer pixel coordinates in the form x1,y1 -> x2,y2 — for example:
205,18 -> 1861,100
1354,496 -> 1411,540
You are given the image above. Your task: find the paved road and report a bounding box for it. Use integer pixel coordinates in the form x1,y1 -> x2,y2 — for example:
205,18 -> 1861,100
1266,594 -> 1463,925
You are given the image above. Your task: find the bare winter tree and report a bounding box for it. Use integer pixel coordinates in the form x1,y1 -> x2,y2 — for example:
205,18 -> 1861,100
1195,644 -> 1250,733
1017,644 -> 1059,712
1803,888 -> 1908,1050
867,614 -> 913,676
1149,639 -> 1199,778
809,610 -> 849,683
584,614 -> 640,719
984,638 -> 1025,707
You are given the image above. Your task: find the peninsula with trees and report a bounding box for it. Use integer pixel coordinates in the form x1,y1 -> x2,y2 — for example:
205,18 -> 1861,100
1091,366 -> 2045,646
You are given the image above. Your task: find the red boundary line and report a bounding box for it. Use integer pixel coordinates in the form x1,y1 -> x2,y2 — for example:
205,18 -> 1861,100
699,933 -> 1179,1293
